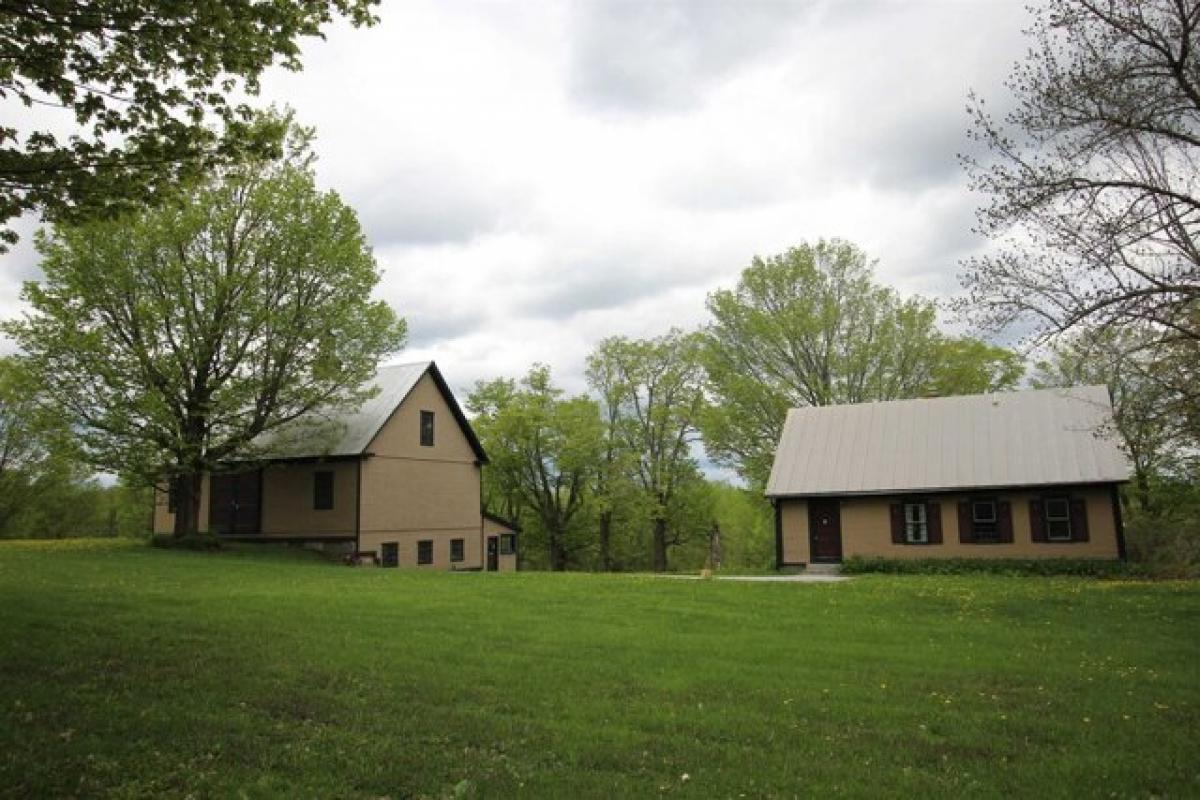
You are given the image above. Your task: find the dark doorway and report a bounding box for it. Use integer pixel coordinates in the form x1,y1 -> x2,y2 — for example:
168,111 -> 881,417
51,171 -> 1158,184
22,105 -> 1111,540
209,470 -> 262,535
808,499 -> 842,562
486,536 -> 499,571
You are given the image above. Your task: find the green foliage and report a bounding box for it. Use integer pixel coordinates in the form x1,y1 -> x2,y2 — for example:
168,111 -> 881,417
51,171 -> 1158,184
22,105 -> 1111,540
0,1 -> 379,247
841,556 -> 1133,578
708,482 -> 775,572
1,540 -> 1197,796
468,365 -> 605,570
4,116 -> 406,535
701,240 -> 1024,486
587,330 -> 708,571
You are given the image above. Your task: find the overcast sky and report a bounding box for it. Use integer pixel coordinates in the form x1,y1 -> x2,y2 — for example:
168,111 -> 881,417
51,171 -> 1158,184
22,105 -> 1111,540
2,0 -> 1032,399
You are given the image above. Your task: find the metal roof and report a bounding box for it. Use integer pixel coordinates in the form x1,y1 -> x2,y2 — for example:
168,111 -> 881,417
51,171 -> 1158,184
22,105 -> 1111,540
765,385 -> 1131,497
253,361 -> 487,462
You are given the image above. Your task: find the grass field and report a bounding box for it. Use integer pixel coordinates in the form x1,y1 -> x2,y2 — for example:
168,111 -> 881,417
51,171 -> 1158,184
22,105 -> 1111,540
1,540 -> 1197,798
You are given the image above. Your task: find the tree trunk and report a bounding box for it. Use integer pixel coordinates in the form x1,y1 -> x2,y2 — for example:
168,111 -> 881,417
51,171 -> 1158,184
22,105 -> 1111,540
598,510 -> 612,571
171,472 -> 203,537
1134,468 -> 1153,513
652,516 -> 668,573
708,520 -> 722,570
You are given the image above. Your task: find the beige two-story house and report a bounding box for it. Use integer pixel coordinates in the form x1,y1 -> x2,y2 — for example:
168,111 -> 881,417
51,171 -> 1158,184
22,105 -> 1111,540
153,362 -> 518,571
766,385 -> 1131,567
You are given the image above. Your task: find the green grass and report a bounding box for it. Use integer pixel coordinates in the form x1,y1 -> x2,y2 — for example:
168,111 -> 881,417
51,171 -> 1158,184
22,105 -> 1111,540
1,540 -> 1197,798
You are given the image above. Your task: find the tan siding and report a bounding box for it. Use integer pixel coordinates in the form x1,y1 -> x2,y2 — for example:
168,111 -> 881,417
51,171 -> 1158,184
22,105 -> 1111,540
359,529 -> 480,569
152,474 -> 211,534
366,372 -> 477,461
483,516 -> 518,571
260,460 -> 358,536
775,486 -> 1120,562
779,499 -> 809,564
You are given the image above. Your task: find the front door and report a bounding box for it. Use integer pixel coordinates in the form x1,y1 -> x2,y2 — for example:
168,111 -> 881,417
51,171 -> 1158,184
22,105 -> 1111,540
808,499 -> 843,562
486,536 -> 499,571
209,470 -> 262,535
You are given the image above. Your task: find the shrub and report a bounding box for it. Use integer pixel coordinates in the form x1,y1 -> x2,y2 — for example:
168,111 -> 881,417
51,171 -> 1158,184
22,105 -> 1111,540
840,556 -> 1131,578
1125,514 -> 1200,579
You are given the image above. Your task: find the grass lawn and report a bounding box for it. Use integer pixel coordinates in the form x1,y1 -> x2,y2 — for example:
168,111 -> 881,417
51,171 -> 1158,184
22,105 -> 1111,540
1,540 -> 1197,798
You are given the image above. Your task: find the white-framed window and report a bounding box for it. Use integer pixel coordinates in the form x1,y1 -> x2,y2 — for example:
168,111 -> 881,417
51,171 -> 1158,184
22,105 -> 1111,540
1045,497 -> 1072,541
972,499 -> 998,540
904,502 -> 928,543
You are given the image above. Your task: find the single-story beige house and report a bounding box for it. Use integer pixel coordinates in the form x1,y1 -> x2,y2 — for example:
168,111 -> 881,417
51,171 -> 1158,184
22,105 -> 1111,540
766,385 -> 1131,567
153,361 -> 518,571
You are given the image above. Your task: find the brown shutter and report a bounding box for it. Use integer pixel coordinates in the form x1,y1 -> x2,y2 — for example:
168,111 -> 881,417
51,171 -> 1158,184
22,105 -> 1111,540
998,501 -> 1013,543
890,503 -> 905,544
957,501 -> 973,543
1029,499 -> 1047,542
1070,498 -> 1089,542
927,502 -> 943,544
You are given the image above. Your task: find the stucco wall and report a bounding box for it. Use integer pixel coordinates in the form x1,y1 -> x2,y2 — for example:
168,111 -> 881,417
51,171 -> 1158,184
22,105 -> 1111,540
260,460 -> 358,537
153,474 -> 211,534
777,485 -> 1121,563
779,499 -> 809,565
358,371 -> 486,568
359,528 -> 481,569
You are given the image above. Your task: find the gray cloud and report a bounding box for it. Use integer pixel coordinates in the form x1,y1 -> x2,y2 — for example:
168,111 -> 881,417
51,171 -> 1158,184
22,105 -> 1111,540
567,1 -> 814,113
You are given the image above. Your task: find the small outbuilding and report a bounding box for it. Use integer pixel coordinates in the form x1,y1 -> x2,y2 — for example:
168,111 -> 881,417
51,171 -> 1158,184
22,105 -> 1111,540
765,385 -> 1131,567
153,361 -> 518,571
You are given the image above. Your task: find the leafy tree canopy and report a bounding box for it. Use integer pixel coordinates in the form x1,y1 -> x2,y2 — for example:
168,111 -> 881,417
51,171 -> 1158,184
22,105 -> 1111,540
4,115 -> 406,535
701,240 -> 1023,486
0,0 -> 378,248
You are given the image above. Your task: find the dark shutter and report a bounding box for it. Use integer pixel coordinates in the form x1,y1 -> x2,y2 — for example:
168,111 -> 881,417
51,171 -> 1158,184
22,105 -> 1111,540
957,502 -> 973,543
1070,498 -> 1089,542
927,502 -> 943,544
890,503 -> 905,544
1029,499 -> 1047,542
998,501 -> 1013,543
313,471 -> 334,510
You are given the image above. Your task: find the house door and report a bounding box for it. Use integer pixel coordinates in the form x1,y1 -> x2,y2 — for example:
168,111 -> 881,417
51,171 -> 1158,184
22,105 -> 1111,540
209,470 -> 262,535
808,499 -> 842,562
486,536 -> 499,571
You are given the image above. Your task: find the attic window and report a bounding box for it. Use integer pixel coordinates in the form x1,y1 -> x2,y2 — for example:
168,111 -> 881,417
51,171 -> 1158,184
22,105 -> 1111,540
420,410 -> 435,447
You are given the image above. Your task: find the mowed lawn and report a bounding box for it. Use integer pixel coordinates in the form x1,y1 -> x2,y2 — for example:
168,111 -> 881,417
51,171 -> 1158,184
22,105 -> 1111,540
1,541 -> 1197,799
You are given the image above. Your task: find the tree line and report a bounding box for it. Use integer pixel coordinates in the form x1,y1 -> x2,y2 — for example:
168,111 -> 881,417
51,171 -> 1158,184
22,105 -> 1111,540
0,0 -> 1194,573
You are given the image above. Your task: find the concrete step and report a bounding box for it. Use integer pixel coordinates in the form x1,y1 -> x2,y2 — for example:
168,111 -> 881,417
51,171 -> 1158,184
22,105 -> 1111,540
805,562 -> 844,576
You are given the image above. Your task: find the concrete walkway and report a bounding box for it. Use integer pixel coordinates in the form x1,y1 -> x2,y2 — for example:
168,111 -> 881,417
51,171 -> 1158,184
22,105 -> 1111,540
658,573 -> 850,583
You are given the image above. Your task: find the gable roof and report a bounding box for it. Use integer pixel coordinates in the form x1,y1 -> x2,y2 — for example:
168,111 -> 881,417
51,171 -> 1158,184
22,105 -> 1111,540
765,385 -> 1130,498
255,361 -> 487,462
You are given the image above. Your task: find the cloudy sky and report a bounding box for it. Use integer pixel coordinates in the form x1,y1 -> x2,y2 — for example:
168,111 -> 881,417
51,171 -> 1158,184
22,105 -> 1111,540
3,0 -> 1032,398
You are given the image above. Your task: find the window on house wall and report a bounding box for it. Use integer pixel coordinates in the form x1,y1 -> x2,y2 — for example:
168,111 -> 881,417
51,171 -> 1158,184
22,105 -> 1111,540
417,539 -> 433,565
420,410 -> 435,447
904,502 -> 928,543
450,538 -> 464,562
313,470 -> 334,510
1045,496 -> 1072,541
500,533 -> 516,555
381,542 -> 398,568
972,499 -> 998,541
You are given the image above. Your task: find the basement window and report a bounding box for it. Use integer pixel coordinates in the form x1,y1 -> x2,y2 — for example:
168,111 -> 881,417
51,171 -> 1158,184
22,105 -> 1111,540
450,538 -> 465,563
1045,497 -> 1072,541
904,502 -> 928,544
420,410 -> 435,447
381,542 -> 398,568
417,539 -> 433,565
313,471 -> 334,511
500,534 -> 516,555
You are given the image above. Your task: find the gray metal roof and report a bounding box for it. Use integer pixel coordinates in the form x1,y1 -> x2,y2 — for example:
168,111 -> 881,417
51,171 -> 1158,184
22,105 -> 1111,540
253,361 -> 431,459
765,385 -> 1131,497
